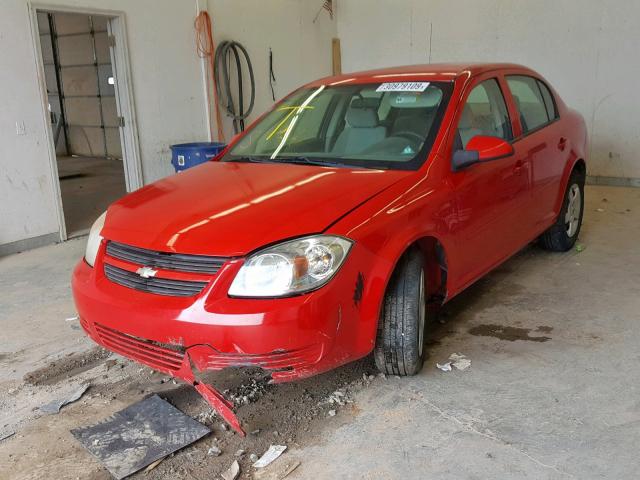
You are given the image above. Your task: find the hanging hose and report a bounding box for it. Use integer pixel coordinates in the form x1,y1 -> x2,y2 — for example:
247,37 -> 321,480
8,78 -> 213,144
194,11 -> 224,141
214,40 -> 255,134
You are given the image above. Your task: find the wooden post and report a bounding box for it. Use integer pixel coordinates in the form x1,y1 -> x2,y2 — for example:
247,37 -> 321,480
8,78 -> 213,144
332,37 -> 342,75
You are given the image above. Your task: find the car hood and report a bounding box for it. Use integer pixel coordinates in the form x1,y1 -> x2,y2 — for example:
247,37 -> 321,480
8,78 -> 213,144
102,161 -> 411,256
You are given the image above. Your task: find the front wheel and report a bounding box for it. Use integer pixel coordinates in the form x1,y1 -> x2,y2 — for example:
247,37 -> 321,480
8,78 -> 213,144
374,248 -> 426,376
539,169 -> 585,251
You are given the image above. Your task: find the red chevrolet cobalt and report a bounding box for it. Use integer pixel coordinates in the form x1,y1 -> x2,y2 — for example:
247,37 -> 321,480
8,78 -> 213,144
73,63 -> 586,433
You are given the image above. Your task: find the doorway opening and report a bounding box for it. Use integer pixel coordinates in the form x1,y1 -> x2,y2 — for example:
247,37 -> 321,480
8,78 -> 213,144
34,8 -> 141,238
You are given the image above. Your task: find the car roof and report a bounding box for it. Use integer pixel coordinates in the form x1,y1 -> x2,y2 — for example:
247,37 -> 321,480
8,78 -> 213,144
307,63 -> 532,86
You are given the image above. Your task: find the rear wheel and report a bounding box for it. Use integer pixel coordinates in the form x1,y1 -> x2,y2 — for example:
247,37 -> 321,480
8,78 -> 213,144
374,248 -> 426,376
539,169 -> 585,251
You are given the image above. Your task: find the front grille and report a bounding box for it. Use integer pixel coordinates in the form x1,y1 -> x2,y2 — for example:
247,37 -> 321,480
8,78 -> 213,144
95,323 -> 185,372
106,241 -> 228,274
104,263 -> 208,297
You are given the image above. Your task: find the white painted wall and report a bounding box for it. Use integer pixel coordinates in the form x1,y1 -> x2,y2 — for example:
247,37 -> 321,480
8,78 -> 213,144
337,0 -> 640,180
0,0 -> 336,250
206,0 -> 337,141
0,0 -> 208,247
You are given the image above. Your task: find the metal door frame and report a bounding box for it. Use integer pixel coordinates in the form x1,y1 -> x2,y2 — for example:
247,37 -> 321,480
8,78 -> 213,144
27,2 -> 143,240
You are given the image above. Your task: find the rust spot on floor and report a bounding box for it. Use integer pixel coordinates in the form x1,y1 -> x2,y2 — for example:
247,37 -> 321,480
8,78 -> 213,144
468,324 -> 552,342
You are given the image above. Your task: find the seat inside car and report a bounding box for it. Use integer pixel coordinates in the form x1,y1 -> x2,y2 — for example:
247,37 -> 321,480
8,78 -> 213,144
332,98 -> 387,154
457,104 -> 483,147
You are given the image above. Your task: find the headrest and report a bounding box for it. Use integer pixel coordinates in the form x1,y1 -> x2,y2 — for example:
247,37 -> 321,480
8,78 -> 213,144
458,104 -> 474,129
388,88 -> 442,109
346,99 -> 379,128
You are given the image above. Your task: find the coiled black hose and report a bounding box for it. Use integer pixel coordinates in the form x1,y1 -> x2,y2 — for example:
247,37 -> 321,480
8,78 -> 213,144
214,40 -> 255,134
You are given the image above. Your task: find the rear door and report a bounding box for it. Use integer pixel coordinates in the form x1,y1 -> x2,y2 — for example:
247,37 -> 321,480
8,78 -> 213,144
448,74 -> 531,289
504,74 -> 566,232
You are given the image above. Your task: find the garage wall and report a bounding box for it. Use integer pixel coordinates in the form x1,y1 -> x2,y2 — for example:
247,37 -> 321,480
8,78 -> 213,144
337,0 -> 640,181
1,0 -> 337,252
206,0 -> 337,141
0,0 -> 209,249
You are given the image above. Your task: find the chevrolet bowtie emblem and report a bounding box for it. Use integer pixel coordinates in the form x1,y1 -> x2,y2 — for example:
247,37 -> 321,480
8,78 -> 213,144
136,266 -> 158,278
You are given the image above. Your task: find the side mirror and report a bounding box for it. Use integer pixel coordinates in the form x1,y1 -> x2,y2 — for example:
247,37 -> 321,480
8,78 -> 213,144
452,135 -> 514,171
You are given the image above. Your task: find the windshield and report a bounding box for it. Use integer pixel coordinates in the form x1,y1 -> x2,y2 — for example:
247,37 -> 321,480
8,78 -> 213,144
223,81 -> 453,170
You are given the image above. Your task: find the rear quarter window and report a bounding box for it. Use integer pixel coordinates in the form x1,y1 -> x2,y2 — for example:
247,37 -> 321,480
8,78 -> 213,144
537,80 -> 558,121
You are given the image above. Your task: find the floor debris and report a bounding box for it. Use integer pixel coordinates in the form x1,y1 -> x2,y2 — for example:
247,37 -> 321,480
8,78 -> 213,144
71,394 -> 210,479
253,445 -> 287,468
221,459 -> 240,480
436,362 -> 452,372
208,445 -> 222,456
143,456 -> 165,473
40,383 -> 90,414
65,315 -> 79,322
437,353 -> 471,372
450,353 -> 471,371
281,461 -> 301,478
0,431 -> 15,442
575,243 -> 585,252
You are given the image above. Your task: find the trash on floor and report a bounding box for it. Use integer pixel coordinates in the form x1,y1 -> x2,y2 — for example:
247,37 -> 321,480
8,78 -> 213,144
71,394 -> 210,479
436,362 -> 452,372
449,353 -> 471,371
143,456 -> 165,473
575,243 -> 585,253
0,431 -> 15,442
221,460 -> 240,480
208,445 -> 222,456
40,383 -> 90,414
437,353 -> 471,372
65,315 -> 79,322
253,444 -> 287,468
595,208 -> 605,212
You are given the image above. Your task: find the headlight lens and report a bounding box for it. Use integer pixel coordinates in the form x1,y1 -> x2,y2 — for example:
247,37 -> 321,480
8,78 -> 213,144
228,235 -> 353,297
84,211 -> 106,267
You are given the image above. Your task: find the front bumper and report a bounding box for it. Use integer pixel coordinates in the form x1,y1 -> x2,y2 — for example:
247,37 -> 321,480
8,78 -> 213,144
72,241 -> 376,432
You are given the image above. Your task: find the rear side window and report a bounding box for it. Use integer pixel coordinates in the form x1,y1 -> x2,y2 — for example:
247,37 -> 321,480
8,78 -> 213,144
506,75 -> 552,134
537,80 -> 558,121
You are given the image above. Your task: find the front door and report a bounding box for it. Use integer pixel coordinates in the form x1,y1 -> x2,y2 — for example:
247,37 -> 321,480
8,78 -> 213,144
448,76 -> 531,290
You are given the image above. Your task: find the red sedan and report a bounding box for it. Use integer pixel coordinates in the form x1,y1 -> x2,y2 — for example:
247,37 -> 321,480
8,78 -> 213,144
72,63 -> 587,433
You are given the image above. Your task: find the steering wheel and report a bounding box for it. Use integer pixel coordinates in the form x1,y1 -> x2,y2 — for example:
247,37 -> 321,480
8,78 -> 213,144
393,131 -> 424,144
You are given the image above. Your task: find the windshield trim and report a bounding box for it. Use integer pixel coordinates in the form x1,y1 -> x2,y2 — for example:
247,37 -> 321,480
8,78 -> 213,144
221,81 -> 454,171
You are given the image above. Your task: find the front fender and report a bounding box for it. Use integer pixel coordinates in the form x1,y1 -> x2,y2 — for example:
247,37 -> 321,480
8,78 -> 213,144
326,175 -> 457,354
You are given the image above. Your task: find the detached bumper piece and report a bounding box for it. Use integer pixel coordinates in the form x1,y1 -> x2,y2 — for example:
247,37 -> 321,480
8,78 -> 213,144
88,322 -> 245,436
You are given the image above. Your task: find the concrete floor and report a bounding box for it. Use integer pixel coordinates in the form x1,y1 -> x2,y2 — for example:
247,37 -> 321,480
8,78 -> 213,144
57,156 -> 127,236
1,185 -> 639,479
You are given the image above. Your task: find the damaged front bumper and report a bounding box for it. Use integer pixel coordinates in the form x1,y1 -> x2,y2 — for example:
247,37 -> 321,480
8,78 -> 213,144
72,246 -> 373,433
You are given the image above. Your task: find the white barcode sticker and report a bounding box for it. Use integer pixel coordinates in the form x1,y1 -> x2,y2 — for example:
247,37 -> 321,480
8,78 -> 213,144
376,82 -> 430,92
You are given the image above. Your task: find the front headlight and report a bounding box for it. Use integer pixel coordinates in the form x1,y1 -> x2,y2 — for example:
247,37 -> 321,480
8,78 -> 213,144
84,211 -> 106,267
228,235 -> 353,297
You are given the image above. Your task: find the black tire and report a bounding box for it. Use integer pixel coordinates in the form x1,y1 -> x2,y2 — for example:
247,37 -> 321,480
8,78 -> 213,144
539,169 -> 585,252
374,248 -> 427,376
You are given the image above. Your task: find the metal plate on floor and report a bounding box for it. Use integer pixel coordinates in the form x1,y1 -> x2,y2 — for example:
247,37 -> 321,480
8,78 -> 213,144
71,394 -> 210,479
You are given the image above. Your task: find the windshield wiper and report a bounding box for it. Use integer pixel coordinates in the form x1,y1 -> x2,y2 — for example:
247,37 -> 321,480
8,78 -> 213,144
270,156 -> 349,168
224,156 -> 270,163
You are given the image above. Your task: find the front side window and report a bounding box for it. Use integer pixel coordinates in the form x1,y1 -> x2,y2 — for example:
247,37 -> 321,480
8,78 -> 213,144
506,75 -> 552,134
224,82 -> 452,170
456,78 -> 512,149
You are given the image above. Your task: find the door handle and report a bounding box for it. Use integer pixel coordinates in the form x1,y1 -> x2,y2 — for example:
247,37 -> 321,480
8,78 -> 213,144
557,137 -> 567,151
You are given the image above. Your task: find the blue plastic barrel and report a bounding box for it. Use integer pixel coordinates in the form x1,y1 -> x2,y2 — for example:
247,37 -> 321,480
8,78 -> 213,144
170,142 -> 226,172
